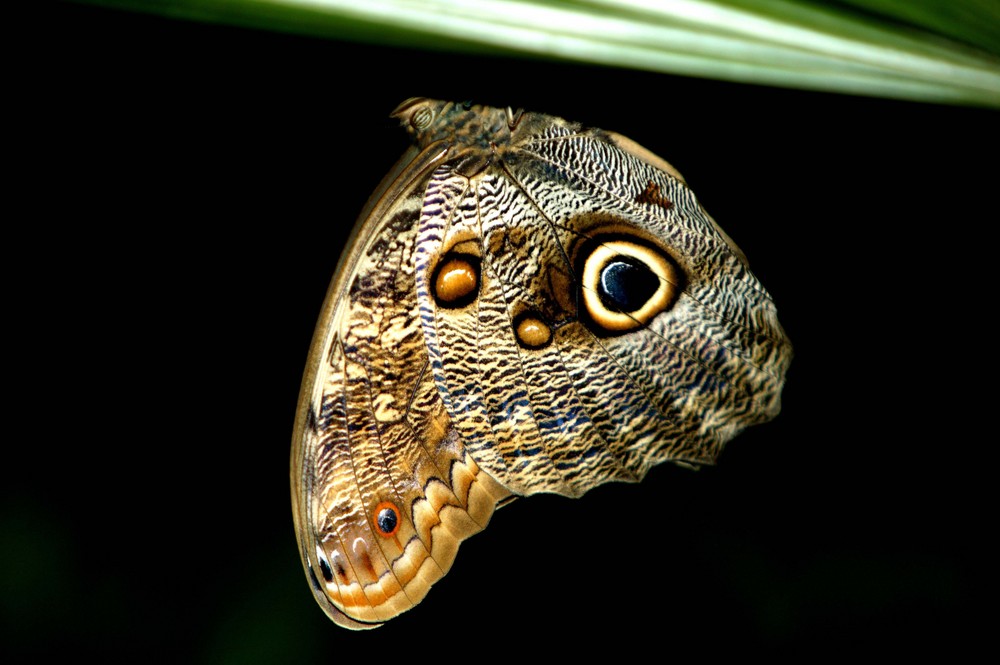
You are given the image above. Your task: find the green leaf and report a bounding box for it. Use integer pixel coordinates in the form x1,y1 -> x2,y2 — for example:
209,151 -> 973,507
69,0 -> 1000,107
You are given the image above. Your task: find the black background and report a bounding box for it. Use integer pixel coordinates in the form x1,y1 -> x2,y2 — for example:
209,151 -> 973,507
7,2 -> 996,661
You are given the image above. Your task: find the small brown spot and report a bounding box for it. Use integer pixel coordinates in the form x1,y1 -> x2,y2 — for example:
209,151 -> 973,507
433,256 -> 479,307
635,180 -> 673,211
486,231 -> 507,256
360,551 -> 377,579
514,314 -> 552,349
351,537 -> 379,581
506,226 -> 528,249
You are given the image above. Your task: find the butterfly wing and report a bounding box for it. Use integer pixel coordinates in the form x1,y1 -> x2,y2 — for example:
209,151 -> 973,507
292,99 -> 792,629
290,141 -> 512,629
415,104 -> 791,498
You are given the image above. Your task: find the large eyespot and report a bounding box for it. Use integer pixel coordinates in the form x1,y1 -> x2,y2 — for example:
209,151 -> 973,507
431,253 -> 480,308
579,238 -> 681,333
373,501 -> 401,538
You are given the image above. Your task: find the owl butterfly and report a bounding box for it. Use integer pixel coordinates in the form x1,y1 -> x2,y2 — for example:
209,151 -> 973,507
291,98 -> 792,629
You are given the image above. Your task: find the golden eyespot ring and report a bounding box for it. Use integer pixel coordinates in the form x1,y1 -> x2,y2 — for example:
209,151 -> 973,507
580,238 -> 681,333
373,501 -> 401,537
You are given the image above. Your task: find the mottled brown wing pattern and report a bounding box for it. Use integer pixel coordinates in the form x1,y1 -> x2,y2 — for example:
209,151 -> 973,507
290,155 -> 512,629
291,99 -> 792,629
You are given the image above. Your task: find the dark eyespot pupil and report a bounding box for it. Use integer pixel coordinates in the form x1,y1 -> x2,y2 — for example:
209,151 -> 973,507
318,557 -> 333,583
598,258 -> 659,312
376,507 -> 398,534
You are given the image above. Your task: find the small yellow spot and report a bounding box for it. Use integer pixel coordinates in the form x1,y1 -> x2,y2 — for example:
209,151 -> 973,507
434,258 -> 478,304
515,316 -> 552,349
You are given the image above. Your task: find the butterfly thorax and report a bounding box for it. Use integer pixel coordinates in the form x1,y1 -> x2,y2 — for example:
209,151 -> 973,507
393,98 -> 515,176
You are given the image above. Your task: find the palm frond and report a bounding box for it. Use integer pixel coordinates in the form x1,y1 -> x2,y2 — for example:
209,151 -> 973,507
70,0 -> 1000,107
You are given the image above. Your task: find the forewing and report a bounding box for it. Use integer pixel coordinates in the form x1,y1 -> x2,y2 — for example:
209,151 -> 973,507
290,145 -> 510,629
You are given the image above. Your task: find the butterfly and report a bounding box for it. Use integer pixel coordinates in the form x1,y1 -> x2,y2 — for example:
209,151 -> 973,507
290,98 -> 792,629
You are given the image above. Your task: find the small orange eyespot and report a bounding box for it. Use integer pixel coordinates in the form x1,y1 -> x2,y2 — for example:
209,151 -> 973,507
373,501 -> 401,537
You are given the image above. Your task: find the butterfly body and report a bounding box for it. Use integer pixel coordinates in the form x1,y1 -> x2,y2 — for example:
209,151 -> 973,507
291,98 -> 792,629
